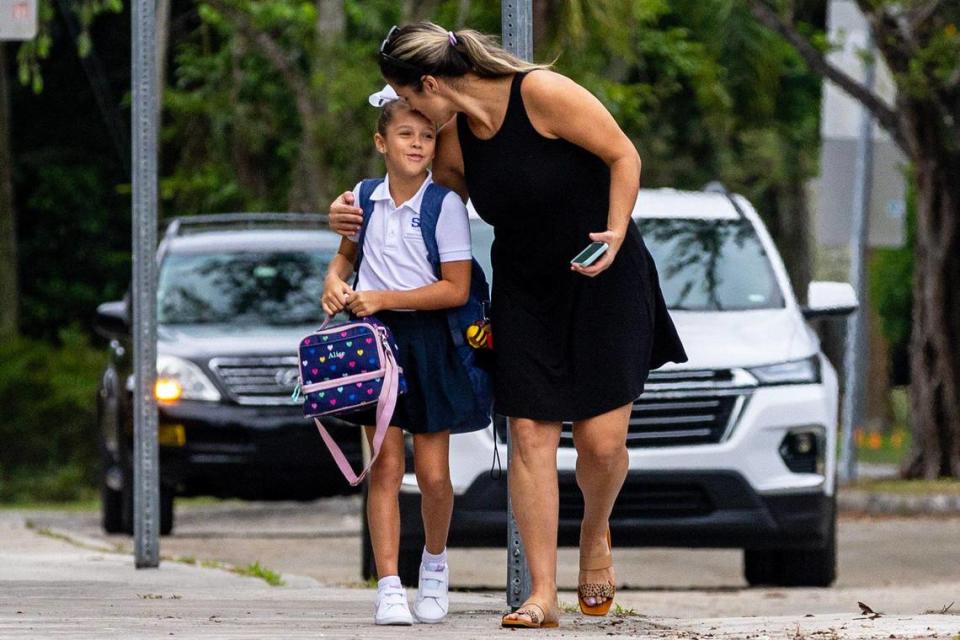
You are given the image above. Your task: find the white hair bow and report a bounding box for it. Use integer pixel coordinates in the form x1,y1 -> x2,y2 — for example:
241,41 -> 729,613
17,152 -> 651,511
368,84 -> 399,107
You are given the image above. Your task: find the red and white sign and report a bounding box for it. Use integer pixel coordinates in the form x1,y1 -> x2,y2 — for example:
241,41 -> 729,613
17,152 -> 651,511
1,0 -> 37,40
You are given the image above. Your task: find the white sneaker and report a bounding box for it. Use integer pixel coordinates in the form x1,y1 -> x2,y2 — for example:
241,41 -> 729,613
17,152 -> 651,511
412,562 -> 449,624
374,584 -> 413,626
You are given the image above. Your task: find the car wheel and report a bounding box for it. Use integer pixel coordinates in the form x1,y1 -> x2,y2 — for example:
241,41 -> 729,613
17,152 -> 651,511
117,470 -> 175,537
743,547 -> 783,586
160,487 -> 175,536
101,479 -> 125,534
397,546 -> 421,587
397,493 -> 424,587
744,498 -> 837,587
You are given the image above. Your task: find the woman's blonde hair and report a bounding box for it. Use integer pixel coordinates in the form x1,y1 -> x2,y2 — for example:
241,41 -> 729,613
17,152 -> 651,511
379,22 -> 550,88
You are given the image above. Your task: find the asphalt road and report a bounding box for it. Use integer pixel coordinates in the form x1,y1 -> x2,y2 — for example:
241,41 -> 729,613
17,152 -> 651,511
22,497 -> 960,621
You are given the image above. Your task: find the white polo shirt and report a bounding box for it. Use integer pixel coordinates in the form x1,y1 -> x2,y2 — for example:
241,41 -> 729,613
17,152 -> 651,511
349,172 -> 473,295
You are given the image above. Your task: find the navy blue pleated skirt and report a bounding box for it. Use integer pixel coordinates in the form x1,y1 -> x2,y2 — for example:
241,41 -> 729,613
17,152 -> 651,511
343,310 -> 483,434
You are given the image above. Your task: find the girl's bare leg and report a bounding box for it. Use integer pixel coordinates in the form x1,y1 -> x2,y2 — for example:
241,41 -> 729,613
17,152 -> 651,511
364,425 -> 407,578
412,431 -> 453,554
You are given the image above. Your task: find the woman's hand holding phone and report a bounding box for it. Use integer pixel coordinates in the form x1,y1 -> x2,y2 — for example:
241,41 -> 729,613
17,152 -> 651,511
571,229 -> 623,278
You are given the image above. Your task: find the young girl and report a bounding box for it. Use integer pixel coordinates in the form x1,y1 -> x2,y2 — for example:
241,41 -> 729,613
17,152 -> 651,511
321,93 -> 483,625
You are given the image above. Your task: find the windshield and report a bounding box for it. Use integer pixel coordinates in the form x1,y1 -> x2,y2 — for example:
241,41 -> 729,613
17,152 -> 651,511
636,218 -> 784,311
158,251 -> 330,325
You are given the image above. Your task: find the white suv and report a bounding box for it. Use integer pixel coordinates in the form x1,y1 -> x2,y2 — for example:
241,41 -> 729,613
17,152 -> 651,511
360,187 -> 857,588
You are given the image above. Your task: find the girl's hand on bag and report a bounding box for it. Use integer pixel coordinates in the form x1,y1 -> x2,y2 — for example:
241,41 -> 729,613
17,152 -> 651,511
322,276 -> 354,316
571,229 -> 624,278
346,290 -> 385,318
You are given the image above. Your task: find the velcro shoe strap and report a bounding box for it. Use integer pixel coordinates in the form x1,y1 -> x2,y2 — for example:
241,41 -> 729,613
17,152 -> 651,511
420,570 -> 446,598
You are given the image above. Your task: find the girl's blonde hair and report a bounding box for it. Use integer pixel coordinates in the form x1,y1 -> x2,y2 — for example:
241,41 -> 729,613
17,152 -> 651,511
379,22 -> 550,88
375,99 -> 431,137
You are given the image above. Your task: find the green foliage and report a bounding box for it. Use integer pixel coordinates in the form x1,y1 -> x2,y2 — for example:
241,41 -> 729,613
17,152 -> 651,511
536,0 -> 823,262
14,0 -> 122,93
162,0 -> 405,213
234,561 -> 285,586
18,162 -> 129,340
0,327 -> 104,502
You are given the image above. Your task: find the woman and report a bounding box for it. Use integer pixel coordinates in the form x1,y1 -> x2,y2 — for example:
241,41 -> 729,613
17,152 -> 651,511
329,22 -> 688,628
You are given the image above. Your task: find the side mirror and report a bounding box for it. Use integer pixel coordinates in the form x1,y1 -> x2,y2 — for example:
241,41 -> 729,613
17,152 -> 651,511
95,301 -> 129,338
802,282 -> 858,319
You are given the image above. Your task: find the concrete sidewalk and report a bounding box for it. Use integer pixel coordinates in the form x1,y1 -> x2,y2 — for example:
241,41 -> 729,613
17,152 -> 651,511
2,513 -> 958,639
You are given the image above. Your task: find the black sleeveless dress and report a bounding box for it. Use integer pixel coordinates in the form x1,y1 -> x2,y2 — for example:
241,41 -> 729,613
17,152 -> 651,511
457,71 -> 688,422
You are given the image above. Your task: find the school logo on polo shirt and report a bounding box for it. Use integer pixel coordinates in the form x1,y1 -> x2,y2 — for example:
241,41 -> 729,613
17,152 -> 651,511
411,217 -> 421,228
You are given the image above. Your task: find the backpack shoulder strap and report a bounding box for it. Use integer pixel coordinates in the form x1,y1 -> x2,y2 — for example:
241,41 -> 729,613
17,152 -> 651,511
353,178 -> 384,285
418,183 -> 451,278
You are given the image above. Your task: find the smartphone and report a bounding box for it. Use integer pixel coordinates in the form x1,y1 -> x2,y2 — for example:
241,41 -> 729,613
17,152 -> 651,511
570,241 -> 609,267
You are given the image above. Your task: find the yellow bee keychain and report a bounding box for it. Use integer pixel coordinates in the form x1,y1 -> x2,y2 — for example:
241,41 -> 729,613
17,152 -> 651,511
465,319 -> 493,350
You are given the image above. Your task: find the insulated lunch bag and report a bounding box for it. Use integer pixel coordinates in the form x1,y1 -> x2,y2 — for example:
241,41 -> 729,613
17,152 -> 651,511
295,316 -> 406,486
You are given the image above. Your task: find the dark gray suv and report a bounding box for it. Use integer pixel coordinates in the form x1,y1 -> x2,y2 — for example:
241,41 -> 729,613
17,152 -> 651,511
95,214 -> 361,535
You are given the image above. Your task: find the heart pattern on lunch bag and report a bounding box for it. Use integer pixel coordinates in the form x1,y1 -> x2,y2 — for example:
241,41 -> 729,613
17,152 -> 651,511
297,318 -> 407,419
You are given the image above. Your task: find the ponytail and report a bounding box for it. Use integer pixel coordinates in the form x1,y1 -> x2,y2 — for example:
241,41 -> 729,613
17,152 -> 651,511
379,22 -> 550,87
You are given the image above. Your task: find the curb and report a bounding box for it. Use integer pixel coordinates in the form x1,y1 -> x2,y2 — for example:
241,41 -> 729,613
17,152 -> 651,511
838,489 -> 960,515
22,518 -> 322,589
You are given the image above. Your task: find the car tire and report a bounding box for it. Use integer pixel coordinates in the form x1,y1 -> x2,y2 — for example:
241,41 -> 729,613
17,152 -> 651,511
117,469 -> 175,537
160,488 -> 175,536
101,480 -> 125,534
397,546 -> 421,587
744,498 -> 837,587
398,493 -> 424,587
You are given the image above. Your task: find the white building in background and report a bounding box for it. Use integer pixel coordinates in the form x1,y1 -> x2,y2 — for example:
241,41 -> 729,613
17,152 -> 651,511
810,0 -> 906,249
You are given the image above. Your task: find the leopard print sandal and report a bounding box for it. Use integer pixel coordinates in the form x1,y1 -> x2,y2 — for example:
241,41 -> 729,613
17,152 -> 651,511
578,529 -> 615,616
501,599 -> 560,629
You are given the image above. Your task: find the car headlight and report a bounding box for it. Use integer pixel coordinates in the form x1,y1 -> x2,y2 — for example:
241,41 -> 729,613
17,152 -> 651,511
748,356 -> 821,385
156,355 -> 221,402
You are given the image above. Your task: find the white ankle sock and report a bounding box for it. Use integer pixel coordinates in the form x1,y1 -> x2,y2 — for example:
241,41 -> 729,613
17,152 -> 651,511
378,575 -> 402,590
421,547 -> 447,570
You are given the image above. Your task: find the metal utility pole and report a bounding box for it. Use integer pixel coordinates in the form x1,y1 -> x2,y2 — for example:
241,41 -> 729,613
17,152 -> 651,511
838,35 -> 876,485
501,0 -> 533,611
131,0 -> 160,567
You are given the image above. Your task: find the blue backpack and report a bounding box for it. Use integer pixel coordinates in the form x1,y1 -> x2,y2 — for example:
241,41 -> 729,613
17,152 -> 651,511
353,178 -> 493,431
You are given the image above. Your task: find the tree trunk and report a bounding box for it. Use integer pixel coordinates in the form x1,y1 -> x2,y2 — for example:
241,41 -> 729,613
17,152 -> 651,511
229,37 -> 269,203
901,110 -> 960,479
0,43 -> 19,339
284,0 -> 345,213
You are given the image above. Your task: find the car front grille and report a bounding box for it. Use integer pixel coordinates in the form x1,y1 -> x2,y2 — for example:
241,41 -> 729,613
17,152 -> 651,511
558,369 -> 752,448
559,479 -> 714,519
208,356 -> 301,405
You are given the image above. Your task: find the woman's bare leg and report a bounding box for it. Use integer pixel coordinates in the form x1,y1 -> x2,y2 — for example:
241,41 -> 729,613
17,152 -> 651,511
501,418 -> 562,624
364,425 -> 406,578
571,402 -> 631,606
412,431 -> 453,554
